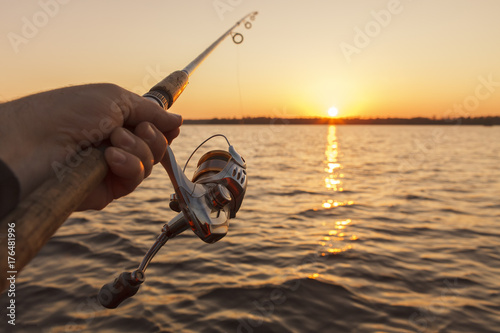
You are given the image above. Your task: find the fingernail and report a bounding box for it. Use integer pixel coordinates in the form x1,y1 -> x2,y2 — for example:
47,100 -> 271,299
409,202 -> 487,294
172,113 -> 183,123
111,149 -> 127,164
122,129 -> 136,147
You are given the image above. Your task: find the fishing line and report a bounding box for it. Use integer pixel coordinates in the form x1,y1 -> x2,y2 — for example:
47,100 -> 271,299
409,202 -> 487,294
233,15 -> 256,116
182,134 -> 231,173
236,44 -> 244,114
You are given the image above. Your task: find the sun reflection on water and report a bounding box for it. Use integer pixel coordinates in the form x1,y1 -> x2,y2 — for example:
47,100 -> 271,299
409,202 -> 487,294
320,126 -> 357,256
324,126 -> 343,192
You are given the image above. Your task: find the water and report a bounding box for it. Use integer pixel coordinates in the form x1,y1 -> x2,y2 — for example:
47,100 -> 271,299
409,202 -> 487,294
2,125 -> 500,333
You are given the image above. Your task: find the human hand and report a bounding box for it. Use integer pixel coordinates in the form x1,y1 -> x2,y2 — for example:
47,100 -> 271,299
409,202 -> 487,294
0,84 -> 182,211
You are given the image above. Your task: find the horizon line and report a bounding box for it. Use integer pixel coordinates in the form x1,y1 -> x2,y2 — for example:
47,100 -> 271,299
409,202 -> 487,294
182,116 -> 500,126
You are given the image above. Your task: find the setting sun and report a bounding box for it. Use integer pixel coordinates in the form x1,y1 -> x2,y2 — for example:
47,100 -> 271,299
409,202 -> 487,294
328,106 -> 339,118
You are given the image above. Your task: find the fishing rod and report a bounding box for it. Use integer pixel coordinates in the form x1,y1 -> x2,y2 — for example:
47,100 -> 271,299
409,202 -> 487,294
0,11 -> 257,294
144,10 -> 258,109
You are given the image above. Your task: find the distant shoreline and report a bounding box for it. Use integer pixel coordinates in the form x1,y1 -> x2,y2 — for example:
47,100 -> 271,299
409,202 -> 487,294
183,116 -> 500,126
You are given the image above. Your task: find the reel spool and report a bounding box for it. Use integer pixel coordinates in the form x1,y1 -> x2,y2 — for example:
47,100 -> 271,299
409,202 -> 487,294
170,150 -> 233,213
192,150 -> 232,183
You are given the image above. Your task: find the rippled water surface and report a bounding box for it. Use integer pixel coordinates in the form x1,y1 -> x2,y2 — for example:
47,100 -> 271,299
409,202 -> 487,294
3,125 -> 500,332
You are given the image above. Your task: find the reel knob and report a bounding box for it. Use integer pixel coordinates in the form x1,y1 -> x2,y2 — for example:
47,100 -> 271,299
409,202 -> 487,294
169,194 -> 181,212
208,184 -> 232,210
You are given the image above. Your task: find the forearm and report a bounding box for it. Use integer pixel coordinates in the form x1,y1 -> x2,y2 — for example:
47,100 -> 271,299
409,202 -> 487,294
0,95 -> 55,201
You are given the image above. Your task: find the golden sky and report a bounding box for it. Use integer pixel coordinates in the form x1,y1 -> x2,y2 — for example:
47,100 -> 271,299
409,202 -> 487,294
1,0 -> 500,119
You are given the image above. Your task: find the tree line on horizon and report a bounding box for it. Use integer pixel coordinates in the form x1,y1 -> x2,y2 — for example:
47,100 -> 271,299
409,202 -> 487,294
183,116 -> 500,125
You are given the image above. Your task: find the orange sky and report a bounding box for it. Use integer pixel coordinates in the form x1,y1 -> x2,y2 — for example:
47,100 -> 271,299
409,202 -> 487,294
1,0 -> 500,119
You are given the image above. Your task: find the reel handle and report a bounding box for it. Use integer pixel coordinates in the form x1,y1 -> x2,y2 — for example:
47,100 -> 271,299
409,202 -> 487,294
98,271 -> 145,309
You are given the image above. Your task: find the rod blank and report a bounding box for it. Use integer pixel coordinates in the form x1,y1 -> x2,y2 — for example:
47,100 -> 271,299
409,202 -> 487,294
183,11 -> 258,76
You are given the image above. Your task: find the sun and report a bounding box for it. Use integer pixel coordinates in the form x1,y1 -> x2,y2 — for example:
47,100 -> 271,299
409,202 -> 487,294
328,106 -> 339,118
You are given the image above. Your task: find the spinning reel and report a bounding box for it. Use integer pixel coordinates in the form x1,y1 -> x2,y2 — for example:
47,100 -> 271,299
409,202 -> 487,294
98,135 -> 247,308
